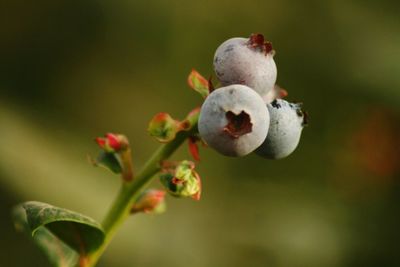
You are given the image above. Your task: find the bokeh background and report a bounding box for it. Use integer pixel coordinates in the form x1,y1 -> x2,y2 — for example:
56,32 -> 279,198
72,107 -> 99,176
1,0 -> 400,266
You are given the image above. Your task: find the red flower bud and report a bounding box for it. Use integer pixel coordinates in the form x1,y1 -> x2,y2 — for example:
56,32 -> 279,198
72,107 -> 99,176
95,133 -> 128,153
106,133 -> 121,151
95,137 -> 106,148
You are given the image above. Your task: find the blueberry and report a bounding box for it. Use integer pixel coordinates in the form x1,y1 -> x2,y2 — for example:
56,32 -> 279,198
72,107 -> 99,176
198,84 -> 270,157
255,99 -> 307,159
213,34 -> 277,98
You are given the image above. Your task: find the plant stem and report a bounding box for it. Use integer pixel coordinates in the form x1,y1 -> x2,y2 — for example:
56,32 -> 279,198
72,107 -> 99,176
86,127 -> 196,266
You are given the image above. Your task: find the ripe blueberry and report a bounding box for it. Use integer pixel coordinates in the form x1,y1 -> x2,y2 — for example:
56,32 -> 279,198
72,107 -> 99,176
198,84 -> 269,157
255,99 -> 306,159
213,33 -> 277,99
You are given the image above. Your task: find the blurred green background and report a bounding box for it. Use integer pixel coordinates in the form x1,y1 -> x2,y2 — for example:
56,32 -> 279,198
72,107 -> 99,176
1,0 -> 400,266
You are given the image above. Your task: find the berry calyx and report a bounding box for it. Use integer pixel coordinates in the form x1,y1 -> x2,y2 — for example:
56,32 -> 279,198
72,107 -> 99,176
223,111 -> 253,139
248,33 -> 274,55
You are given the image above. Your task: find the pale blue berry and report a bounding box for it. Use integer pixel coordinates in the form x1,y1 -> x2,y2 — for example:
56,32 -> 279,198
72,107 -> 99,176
199,84 -> 269,157
256,99 -> 306,159
213,34 -> 277,98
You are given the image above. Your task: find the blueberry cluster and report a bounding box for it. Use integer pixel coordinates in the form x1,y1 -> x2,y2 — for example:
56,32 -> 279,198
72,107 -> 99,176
199,33 -> 307,159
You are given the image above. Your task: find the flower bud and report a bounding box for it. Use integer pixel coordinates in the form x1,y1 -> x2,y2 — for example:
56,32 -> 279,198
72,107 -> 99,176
95,133 -> 128,153
148,113 -> 183,143
93,133 -> 133,181
160,160 -> 201,200
131,190 -> 166,214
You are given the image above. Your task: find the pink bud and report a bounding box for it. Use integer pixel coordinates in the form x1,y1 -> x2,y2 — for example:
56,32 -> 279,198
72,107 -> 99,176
95,137 -> 106,148
95,133 -> 128,153
106,133 -> 122,151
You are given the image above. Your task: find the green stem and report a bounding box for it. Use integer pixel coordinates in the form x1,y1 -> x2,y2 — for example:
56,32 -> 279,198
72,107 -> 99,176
87,128 -> 195,266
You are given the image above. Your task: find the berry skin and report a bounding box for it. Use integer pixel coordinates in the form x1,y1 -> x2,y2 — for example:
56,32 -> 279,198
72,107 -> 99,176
255,99 -> 306,159
198,84 -> 270,157
213,34 -> 277,99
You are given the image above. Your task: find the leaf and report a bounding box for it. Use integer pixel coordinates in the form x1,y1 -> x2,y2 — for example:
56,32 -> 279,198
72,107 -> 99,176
187,69 -> 210,98
93,151 -> 122,174
20,201 -> 105,256
13,205 -> 79,267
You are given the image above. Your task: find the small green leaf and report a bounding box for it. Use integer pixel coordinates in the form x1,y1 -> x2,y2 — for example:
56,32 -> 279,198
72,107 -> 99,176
94,151 -> 122,174
20,201 -> 105,256
13,205 -> 79,267
187,69 -> 210,98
